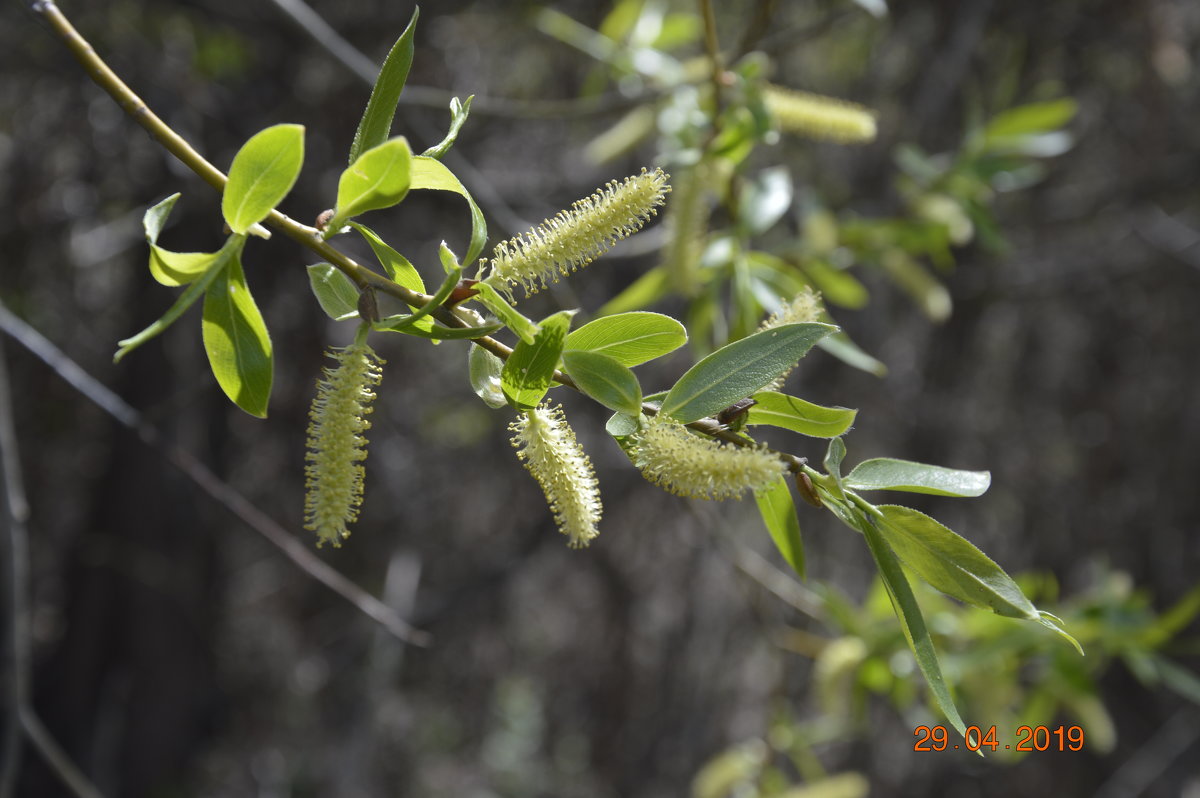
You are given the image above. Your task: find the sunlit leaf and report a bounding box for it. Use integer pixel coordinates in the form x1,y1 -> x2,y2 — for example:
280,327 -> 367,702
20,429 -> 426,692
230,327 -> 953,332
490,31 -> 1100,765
222,124 -> 305,235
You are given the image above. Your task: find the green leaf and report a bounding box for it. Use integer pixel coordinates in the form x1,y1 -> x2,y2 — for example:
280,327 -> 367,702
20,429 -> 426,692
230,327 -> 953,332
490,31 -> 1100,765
817,331 -> 888,377
824,437 -> 847,496
327,137 -> 412,233
422,95 -> 473,160
859,510 -> 971,744
755,477 -> 805,579
306,263 -> 361,321
473,281 -> 539,345
846,459 -> 990,497
875,505 -> 1037,619
564,311 -> 687,367
349,8 -> 418,165
149,248 -> 221,288
799,258 -> 869,310
501,310 -> 573,410
660,323 -> 836,423
348,222 -> 425,294
469,344 -> 508,409
143,192 -> 180,244
222,124 -> 305,235
373,266 -> 460,336
562,350 -> 642,415
605,410 -> 642,438
747,391 -> 857,438
595,265 -> 671,316
982,99 -> 1078,142
410,155 -> 487,264
114,235 -> 241,363
202,246 -> 273,417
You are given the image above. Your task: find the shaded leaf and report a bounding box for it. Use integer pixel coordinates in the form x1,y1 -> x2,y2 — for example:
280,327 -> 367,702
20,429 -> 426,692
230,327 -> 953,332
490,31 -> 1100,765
562,349 -> 642,415
747,391 -> 857,438
755,477 -> 805,579
307,263 -> 360,321
469,344 -> 508,409
661,323 -> 836,423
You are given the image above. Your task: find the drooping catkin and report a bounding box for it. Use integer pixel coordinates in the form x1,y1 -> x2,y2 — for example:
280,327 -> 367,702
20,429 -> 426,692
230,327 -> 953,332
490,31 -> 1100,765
304,343 -> 383,547
509,404 -> 602,548
631,417 -> 785,500
763,85 -> 877,144
482,168 -> 670,298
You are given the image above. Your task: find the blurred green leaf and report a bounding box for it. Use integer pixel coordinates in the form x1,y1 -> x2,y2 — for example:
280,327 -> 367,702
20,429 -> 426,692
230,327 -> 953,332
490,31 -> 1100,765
596,266 -> 672,316
222,124 -> 304,235
740,166 -> 793,235
349,8 -> 418,165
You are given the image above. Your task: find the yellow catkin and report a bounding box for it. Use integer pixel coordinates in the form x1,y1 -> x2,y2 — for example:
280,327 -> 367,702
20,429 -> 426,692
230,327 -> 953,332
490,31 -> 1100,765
304,343 -> 383,547
509,404 -> 602,548
763,85 -> 877,144
482,168 -> 670,298
760,288 -> 825,391
631,417 -> 785,500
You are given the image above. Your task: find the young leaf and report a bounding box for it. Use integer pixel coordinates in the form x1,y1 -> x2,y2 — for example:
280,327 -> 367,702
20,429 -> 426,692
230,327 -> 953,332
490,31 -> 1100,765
410,156 -> 488,264
472,281 -> 539,345
659,323 -> 836,423
875,505 -> 1038,620
501,310 -> 573,410
824,437 -> 847,496
327,137 -> 413,233
143,192 -> 180,244
754,477 -> 805,579
348,222 -> 425,294
422,95 -> 473,160
469,344 -> 508,409
846,459 -> 990,497
114,235 -> 241,363
564,311 -> 687,367
222,124 -> 305,235
307,263 -> 361,320
746,391 -> 857,438
142,194 -> 216,286
561,350 -> 642,415
202,247 -> 273,417
859,510 -> 972,745
349,8 -> 418,165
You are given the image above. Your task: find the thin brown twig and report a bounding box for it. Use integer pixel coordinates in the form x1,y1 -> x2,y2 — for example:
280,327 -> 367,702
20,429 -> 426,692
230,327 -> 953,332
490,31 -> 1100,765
0,301 -> 429,647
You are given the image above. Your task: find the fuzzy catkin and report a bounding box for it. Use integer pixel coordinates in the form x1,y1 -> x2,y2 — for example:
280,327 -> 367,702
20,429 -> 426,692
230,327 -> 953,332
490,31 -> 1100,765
631,417 -> 785,500
482,168 -> 669,298
304,343 -> 383,547
763,85 -> 877,144
509,404 -> 602,548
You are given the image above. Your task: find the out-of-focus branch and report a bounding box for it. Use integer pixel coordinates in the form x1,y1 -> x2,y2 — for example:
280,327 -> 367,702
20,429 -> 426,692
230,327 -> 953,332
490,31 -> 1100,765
0,301 -> 430,647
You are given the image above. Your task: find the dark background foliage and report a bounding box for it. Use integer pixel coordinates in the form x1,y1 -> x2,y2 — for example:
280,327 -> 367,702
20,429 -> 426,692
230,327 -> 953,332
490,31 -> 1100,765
2,1 -> 1198,796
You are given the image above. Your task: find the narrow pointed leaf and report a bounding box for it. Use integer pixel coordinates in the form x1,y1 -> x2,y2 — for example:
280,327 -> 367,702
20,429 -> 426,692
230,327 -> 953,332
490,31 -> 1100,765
307,263 -> 361,320
143,192 -> 180,245
660,323 -> 836,423
824,437 -> 847,496
747,391 -> 857,438
562,349 -> 642,415
348,222 -> 425,293
876,505 -> 1037,619
222,124 -> 305,234
473,281 -> 539,344
755,477 -> 805,579
565,311 -> 687,367
202,249 -> 273,417
501,310 -> 573,410
846,459 -> 990,497
859,511 -> 971,744
115,236 -> 241,363
817,331 -> 887,377
327,137 -> 412,232
422,95 -> 473,160
409,155 -> 487,264
349,8 -> 418,165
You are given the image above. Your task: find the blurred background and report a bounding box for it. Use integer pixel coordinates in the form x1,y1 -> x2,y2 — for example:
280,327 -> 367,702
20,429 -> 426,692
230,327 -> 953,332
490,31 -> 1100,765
2,1 -> 1199,796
